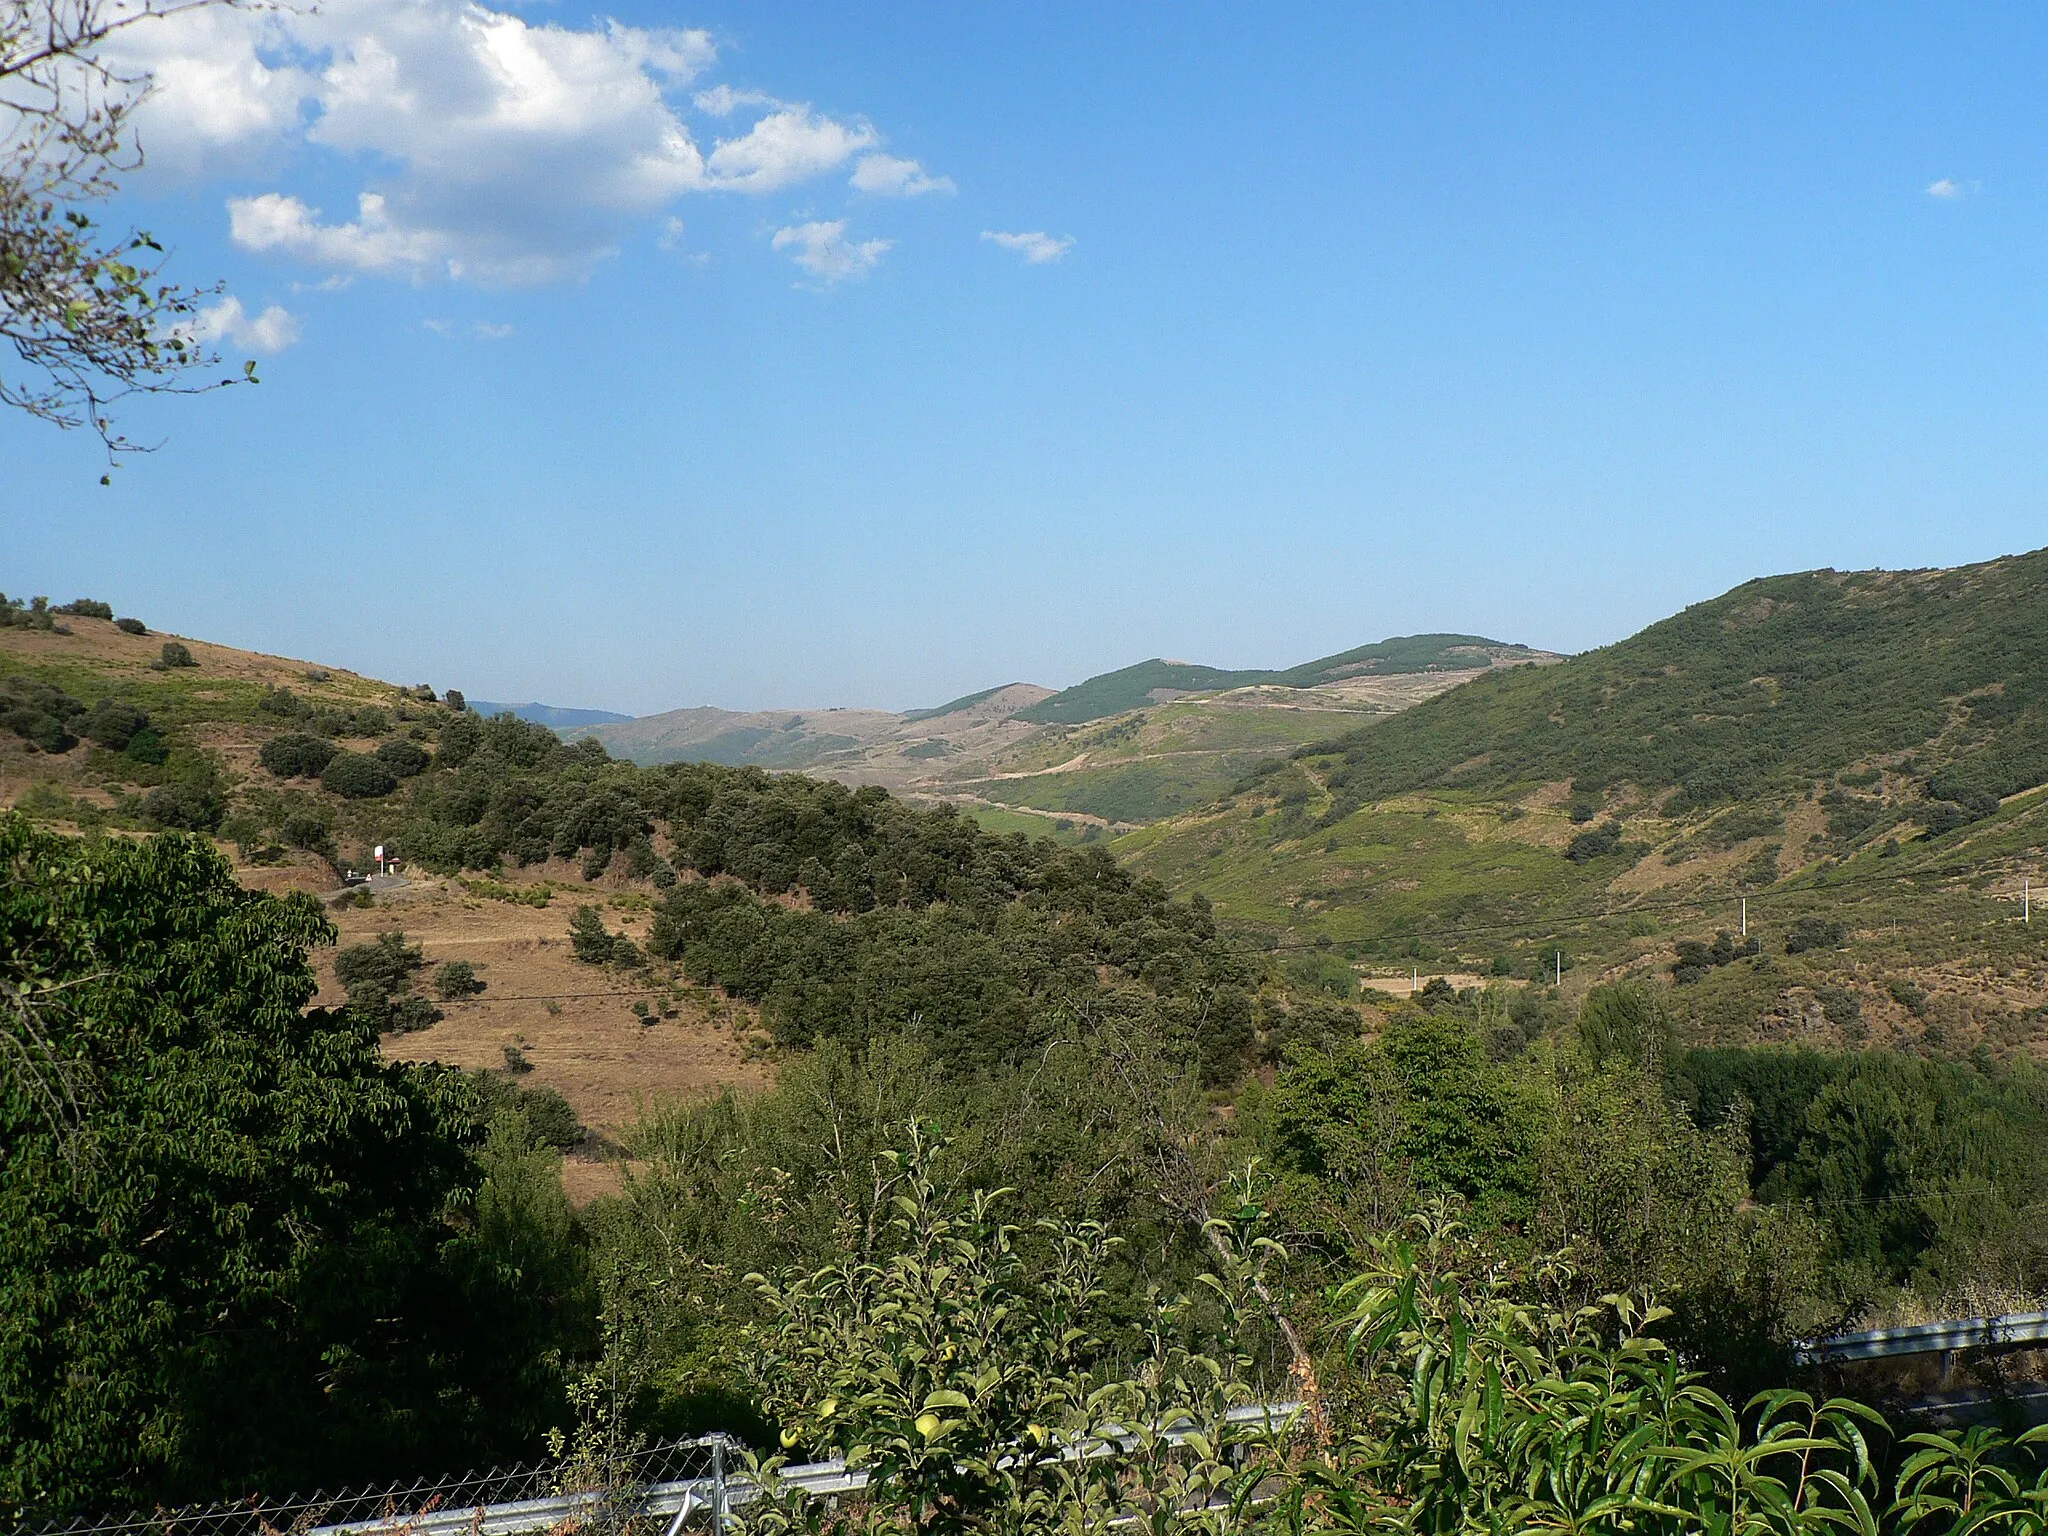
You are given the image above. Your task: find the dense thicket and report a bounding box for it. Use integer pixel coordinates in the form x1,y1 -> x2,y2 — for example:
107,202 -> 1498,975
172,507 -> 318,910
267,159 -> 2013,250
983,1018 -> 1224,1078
1282,551 -> 2048,814
0,818 -> 591,1518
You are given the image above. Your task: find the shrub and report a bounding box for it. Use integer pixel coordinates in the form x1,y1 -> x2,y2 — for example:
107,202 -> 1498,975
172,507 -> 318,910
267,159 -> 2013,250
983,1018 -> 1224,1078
159,641 -> 196,668
1888,977 -> 1929,1016
516,1085 -> 580,1147
444,689 -> 466,713
502,1043 -> 533,1075
1564,818 -> 1625,862
113,617 -> 146,635
0,678 -> 84,752
386,996 -> 442,1033
373,738 -> 431,778
1671,929 -> 1760,983
80,699 -> 149,751
257,686 -> 308,719
122,728 -> 167,766
433,959 -> 484,1000
141,781 -> 225,832
569,904 -> 636,965
280,810 -> 331,851
321,751 -> 398,799
55,598 -> 113,619
334,930 -> 440,1032
259,733 -> 339,778
1784,916 -> 1845,955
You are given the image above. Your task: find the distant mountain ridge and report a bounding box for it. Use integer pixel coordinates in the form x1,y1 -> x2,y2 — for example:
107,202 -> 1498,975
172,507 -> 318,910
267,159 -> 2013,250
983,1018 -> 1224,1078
468,700 -> 633,728
567,637 -> 1559,827
1012,635 -> 1550,725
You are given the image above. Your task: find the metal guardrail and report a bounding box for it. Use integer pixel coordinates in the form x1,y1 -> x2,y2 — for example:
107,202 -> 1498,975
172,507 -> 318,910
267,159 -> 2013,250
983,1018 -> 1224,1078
35,1403 -> 1306,1536
1793,1310 -> 2048,1366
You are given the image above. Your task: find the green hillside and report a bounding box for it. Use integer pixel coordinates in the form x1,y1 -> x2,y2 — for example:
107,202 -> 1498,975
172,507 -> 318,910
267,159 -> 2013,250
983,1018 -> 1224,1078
1012,659 -> 1273,723
1266,632 -> 1518,687
1300,554 -> 2048,816
901,683 -> 1016,721
1120,551 -> 2048,1058
1014,634 -> 1550,725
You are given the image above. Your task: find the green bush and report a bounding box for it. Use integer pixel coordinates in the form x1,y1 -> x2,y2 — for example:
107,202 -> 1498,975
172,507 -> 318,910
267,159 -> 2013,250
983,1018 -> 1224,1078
80,699 -> 149,750
433,959 -> 484,1000
122,727 -> 167,766
280,810 -> 331,851
321,751 -> 398,799
54,598 -> 113,619
1563,818 -> 1625,862
259,733 -> 339,778
158,641 -> 196,668
373,738 -> 432,778
140,781 -> 224,832
113,616 -> 146,635
1785,916 -> 1846,954
0,678 -> 84,753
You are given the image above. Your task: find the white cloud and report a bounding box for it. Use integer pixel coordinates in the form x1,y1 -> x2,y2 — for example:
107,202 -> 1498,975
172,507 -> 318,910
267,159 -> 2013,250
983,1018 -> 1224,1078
693,84 -> 784,115
1927,178 -> 1962,199
657,216 -> 687,250
109,0 -> 915,285
703,107 -> 876,192
172,295 -> 302,353
772,220 -> 890,283
851,153 -> 953,197
473,321 -> 515,339
982,230 -> 1073,264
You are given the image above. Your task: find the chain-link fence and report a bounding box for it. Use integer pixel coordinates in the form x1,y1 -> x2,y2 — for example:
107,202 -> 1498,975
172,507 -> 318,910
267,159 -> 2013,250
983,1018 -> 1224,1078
20,1436 -> 740,1536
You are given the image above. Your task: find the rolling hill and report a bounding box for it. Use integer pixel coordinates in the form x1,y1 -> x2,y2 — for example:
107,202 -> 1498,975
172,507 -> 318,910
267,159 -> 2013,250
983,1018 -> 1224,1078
1117,550 -> 2048,1056
569,637 -> 1561,829
1011,635 -> 1551,724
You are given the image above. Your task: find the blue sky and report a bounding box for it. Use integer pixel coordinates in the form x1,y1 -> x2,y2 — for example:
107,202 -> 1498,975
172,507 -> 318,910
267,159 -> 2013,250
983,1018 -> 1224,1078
7,5 -> 2047,714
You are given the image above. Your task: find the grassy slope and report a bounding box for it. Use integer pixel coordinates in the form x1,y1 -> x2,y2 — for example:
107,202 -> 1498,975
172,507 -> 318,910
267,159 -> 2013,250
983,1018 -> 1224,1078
1013,634 -> 1547,726
1120,552 -> 2048,1057
946,700 -> 1362,823
1304,553 -> 2048,810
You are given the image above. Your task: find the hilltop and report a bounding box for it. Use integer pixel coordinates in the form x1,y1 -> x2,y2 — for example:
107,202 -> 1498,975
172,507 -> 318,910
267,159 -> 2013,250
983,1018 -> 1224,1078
570,636 -> 1560,829
1119,550 -> 2048,1059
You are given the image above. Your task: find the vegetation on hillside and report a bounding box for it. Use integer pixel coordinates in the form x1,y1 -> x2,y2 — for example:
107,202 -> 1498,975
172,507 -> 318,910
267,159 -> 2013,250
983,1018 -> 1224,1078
1014,634 -> 1541,725
1284,552 -> 2048,817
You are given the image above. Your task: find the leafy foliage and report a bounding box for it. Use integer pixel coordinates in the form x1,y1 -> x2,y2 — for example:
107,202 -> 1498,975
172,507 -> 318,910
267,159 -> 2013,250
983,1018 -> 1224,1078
258,732 -> 339,778
321,750 -> 398,799
0,817 -> 589,1517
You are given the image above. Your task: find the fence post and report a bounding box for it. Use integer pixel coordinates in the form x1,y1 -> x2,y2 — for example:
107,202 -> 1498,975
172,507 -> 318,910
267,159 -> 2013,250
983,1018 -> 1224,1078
711,1437 -> 727,1536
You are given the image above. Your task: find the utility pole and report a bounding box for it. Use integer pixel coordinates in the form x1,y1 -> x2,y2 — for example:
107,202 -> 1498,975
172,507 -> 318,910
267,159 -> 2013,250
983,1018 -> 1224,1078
2026,877 -> 2031,926
1740,896 -> 1747,937
1555,949 -> 1562,988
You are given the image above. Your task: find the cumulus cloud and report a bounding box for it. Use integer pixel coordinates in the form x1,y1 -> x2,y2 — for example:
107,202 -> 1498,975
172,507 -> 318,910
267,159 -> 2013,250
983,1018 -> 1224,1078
107,0 -> 936,285
172,295 -> 302,353
1926,178 -> 1962,199
981,230 -> 1073,264
230,191 -> 449,276
702,107 -> 876,192
772,220 -> 890,283
851,153 -> 953,196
